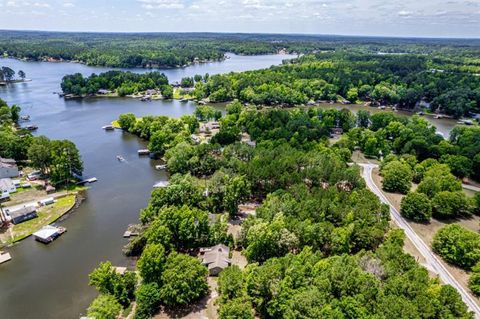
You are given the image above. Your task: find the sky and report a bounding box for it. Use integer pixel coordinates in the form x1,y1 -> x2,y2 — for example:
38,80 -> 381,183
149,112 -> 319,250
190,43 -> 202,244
0,0 -> 479,38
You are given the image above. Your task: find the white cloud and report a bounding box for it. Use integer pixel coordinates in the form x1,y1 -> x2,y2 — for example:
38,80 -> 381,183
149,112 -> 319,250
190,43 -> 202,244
398,10 -> 412,17
138,0 -> 185,9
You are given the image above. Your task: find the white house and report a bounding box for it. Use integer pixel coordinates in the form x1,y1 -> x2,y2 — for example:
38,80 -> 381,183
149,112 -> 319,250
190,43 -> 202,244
0,157 -> 19,179
0,178 -> 16,200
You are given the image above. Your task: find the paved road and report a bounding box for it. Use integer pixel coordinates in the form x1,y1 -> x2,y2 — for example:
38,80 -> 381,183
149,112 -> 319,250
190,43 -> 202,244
463,184 -> 480,193
360,163 -> 480,318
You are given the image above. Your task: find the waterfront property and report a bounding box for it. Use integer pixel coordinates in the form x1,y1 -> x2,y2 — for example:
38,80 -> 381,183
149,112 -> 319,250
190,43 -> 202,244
0,157 -> 19,179
8,206 -> 38,225
199,244 -> 231,276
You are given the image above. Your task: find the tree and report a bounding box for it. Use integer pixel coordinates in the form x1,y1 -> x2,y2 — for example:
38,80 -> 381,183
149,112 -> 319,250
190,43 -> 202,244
49,139 -> 84,185
118,113 -> 137,131
1,66 -> 15,81
159,252 -> 209,306
432,224 -> 480,270
137,243 -> 166,284
431,191 -> 471,218
440,154 -> 472,179
218,265 -> 245,302
87,294 -> 122,319
18,70 -> 26,80
417,165 -> 461,198
161,85 -> 173,99
195,105 -> 218,122
400,192 -> 432,222
381,160 -> 412,194
89,261 -> 136,307
357,110 -> 370,128
224,175 -> 251,218
219,299 -> 254,319
28,136 -> 52,175
469,262 -> 480,296
135,283 -> 161,319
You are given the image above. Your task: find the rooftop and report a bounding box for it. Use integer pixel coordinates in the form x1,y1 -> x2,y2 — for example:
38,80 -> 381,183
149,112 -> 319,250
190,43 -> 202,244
33,225 -> 60,240
201,244 -> 231,270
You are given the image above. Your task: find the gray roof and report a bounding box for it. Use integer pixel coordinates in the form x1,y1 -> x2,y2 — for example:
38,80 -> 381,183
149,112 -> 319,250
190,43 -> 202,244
9,206 -> 37,219
0,178 -> 14,190
201,244 -> 231,270
0,158 -> 16,168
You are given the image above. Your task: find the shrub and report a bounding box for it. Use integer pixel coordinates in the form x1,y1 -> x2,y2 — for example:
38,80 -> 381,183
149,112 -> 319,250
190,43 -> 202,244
431,191 -> 471,218
381,160 -> 412,194
432,224 -> 480,270
400,192 -> 432,222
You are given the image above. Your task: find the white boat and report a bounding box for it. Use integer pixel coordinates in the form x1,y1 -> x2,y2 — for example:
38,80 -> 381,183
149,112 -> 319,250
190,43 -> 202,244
138,149 -> 150,156
155,164 -> 167,170
102,125 -> 115,131
116,155 -> 125,162
153,181 -> 169,188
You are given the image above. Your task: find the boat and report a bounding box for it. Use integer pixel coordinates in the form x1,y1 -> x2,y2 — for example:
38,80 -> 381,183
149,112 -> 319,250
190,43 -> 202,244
153,181 -> 169,188
0,251 -> 12,264
20,115 -> 30,121
102,125 -> 115,131
155,164 -> 167,170
138,149 -> 150,156
179,98 -> 188,103
116,155 -> 125,162
24,125 -> 38,131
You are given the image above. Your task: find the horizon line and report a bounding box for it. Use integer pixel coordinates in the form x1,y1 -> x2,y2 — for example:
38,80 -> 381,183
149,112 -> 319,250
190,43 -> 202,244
0,28 -> 479,41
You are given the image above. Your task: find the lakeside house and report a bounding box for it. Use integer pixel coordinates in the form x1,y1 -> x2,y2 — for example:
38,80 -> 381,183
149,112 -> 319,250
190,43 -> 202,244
0,157 -> 19,179
97,89 -> 112,95
7,206 -> 38,225
199,244 -> 231,276
0,178 -> 17,200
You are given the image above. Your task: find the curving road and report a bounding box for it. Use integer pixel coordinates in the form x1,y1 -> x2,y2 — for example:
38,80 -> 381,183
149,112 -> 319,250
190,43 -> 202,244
360,163 -> 480,318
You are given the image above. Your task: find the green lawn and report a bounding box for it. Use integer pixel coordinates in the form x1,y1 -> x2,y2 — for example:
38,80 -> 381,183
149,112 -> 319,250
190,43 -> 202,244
9,195 -> 76,243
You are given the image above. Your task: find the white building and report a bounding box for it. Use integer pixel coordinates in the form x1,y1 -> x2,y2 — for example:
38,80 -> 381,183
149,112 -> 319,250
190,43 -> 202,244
0,178 -> 16,200
0,157 -> 19,179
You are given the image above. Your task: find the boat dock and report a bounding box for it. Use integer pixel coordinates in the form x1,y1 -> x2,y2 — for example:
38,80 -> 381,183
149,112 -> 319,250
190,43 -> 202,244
0,251 -> 12,264
123,224 -> 142,238
33,225 -> 66,244
138,149 -> 150,156
77,177 -> 98,185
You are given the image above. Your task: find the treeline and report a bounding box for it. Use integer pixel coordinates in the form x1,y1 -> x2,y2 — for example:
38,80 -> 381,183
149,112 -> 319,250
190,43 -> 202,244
194,52 -> 480,117
0,98 -> 83,185
3,31 -> 480,69
80,103 -> 474,318
61,71 -> 168,97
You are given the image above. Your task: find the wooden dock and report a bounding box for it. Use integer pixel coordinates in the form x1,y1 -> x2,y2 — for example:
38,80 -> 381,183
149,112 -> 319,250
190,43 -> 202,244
0,251 -> 12,264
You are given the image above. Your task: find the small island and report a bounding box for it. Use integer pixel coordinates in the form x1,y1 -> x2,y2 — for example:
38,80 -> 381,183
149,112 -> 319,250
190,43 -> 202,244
0,66 -> 28,86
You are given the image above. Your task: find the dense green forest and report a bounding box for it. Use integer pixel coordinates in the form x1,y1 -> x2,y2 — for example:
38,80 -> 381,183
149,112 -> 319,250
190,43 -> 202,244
2,31 -> 480,69
60,71 -> 169,97
60,50 -> 480,117
0,98 -> 83,184
196,52 -> 480,117
84,104 -> 476,318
